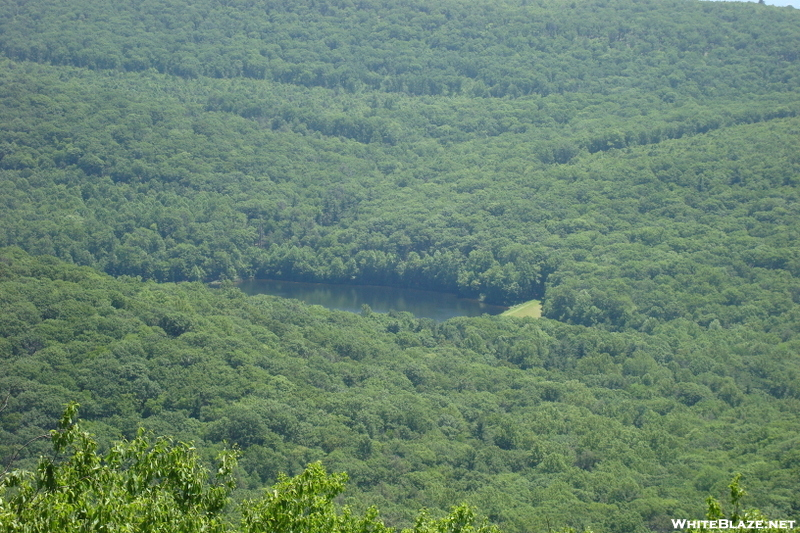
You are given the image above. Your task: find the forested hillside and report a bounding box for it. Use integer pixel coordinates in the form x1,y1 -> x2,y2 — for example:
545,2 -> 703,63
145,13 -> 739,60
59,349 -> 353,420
1,0 -> 799,531
2,249 -> 799,532
2,0 -> 800,305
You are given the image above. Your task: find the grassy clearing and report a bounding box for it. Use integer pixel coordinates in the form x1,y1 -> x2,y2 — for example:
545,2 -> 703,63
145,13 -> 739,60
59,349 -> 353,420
501,299 -> 542,318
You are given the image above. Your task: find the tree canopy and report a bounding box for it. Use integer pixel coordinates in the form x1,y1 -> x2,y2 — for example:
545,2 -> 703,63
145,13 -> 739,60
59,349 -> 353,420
1,0 -> 799,531
0,403 -> 502,533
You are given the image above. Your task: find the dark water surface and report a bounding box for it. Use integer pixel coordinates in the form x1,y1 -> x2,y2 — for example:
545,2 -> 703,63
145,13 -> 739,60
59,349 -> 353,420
237,279 -> 507,321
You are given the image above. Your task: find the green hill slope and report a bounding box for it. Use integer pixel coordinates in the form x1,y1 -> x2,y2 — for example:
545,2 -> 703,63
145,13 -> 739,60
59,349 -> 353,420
2,249 -> 799,532
1,0 -> 799,531
1,58 -> 799,309
2,0 -> 799,98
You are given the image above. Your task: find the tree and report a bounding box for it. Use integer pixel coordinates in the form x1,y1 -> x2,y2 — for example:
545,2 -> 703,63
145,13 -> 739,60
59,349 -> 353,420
682,475 -> 800,533
1,405 -> 503,533
241,462 -> 390,533
0,403 -> 236,533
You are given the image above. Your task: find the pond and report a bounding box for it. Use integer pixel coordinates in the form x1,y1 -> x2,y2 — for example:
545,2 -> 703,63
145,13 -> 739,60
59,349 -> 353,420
236,279 -> 507,322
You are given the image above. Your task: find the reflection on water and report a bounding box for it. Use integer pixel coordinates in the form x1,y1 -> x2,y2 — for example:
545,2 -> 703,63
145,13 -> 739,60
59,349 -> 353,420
237,279 -> 507,321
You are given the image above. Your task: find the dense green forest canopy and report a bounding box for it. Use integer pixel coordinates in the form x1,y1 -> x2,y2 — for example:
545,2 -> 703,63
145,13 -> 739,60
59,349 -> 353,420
0,0 -> 799,531
1,249 -> 799,532
1,404 -> 793,533
1,0 -> 799,306
1,402 -> 502,533
2,0 -> 799,98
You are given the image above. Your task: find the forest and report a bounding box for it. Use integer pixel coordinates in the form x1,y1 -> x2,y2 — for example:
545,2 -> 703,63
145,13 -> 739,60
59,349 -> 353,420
0,0 -> 799,531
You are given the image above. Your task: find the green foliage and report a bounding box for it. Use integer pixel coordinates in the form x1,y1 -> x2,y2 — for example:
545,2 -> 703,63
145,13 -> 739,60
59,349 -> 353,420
0,0 -> 799,306
2,0 -> 799,99
680,475 -> 800,533
1,250 -> 798,532
402,506 -> 500,533
242,462 -> 391,533
0,0 -> 799,530
1,405 -> 500,533
0,403 -> 236,533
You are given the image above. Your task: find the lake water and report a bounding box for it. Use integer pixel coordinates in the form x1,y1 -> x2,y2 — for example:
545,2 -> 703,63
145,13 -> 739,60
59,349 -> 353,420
237,279 -> 507,321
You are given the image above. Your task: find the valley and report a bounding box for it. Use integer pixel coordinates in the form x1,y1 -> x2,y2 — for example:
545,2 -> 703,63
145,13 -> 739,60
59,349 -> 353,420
1,0 -> 799,531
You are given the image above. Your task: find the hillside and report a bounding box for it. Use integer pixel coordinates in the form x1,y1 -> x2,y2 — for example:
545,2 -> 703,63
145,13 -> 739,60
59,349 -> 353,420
1,248 -> 799,532
1,0 -> 800,531
2,0 -> 800,305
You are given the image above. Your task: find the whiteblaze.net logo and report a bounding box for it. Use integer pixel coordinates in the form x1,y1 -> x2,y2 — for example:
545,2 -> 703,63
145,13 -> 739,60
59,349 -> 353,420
671,519 -> 797,530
